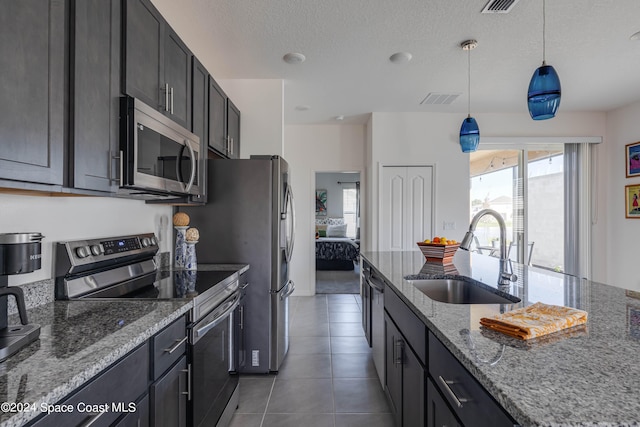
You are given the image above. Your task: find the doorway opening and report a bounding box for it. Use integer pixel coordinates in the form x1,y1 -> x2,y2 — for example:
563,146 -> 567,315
314,171 -> 361,294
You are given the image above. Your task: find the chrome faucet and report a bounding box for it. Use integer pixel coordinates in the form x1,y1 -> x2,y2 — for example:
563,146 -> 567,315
459,209 -> 517,286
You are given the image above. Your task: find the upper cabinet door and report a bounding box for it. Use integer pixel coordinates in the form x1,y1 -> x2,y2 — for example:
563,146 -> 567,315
123,0 -> 163,110
0,0 -> 65,185
71,0 -> 120,192
208,77 -> 227,155
227,99 -> 241,159
191,57 -> 208,148
164,27 -> 192,129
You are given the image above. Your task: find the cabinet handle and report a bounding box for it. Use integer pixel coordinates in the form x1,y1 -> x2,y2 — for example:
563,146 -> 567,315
394,339 -> 404,365
230,137 -> 233,155
170,86 -> 174,114
109,150 -> 121,185
239,305 -> 244,330
181,363 -> 192,400
164,336 -> 187,354
164,83 -> 170,112
437,375 -> 468,408
79,410 -> 107,427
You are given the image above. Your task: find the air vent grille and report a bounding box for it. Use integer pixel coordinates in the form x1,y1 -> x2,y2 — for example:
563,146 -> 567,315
420,93 -> 460,105
481,0 -> 521,13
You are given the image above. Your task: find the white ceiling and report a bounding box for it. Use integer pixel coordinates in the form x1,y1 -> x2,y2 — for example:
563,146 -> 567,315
159,0 -> 640,125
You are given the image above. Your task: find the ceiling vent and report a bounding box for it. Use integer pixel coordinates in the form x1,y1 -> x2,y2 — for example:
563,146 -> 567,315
481,0 -> 521,13
420,93 -> 460,105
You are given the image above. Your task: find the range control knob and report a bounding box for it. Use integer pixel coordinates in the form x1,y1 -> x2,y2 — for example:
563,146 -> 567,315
150,236 -> 157,246
90,244 -> 102,256
75,246 -> 90,259
141,237 -> 151,248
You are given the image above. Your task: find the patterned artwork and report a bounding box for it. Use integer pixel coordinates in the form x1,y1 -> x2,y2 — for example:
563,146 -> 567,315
316,189 -> 327,216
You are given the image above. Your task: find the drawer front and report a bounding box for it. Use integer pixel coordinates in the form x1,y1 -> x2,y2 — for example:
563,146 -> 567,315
30,343 -> 149,427
385,285 -> 426,365
151,316 -> 187,380
428,332 -> 516,427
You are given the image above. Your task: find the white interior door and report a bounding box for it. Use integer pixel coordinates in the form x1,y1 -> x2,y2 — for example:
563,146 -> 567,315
379,166 -> 434,251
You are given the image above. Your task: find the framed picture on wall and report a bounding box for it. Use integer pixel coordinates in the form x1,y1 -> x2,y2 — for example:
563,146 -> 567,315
316,189 -> 327,216
626,142 -> 640,177
625,184 -> 640,218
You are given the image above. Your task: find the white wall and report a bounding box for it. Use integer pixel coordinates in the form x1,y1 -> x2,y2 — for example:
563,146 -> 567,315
368,111 -> 607,276
0,194 -> 172,286
315,172 -> 360,219
284,125 -> 366,296
219,79 -> 285,158
604,100 -> 640,290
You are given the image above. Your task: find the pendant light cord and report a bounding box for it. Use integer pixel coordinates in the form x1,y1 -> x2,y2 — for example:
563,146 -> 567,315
542,0 -> 546,64
467,46 -> 471,118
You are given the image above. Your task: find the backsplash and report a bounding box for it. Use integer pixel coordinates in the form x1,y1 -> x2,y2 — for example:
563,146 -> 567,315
7,251 -> 171,315
0,193 -> 173,287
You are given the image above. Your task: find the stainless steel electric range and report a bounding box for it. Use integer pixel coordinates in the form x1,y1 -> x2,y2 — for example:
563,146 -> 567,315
54,233 -> 246,427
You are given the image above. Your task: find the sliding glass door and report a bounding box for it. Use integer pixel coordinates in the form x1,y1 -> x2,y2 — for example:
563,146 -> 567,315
469,148 -> 565,271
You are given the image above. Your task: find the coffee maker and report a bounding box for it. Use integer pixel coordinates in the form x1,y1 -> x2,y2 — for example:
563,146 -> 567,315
0,233 -> 43,361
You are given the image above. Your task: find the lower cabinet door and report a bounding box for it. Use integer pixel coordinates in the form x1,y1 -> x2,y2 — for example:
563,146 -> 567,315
427,378 -> 461,427
113,394 -> 149,427
150,356 -> 188,427
384,313 -> 402,427
402,343 -> 425,427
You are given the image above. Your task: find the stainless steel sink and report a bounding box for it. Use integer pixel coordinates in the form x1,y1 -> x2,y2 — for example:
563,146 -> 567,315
409,279 -> 521,304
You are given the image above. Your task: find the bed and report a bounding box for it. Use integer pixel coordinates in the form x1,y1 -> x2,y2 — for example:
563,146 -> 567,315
315,237 -> 360,270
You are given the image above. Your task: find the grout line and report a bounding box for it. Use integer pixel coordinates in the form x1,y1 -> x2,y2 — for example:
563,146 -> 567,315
258,376 -> 277,427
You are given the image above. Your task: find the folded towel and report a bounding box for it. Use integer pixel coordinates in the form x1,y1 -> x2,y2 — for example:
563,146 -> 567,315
480,302 -> 588,340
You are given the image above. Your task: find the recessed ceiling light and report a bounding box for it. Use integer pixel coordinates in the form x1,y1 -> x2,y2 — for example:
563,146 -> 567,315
335,115 -> 345,121
630,31 -> 640,41
389,52 -> 412,64
295,105 -> 311,111
283,52 -> 306,64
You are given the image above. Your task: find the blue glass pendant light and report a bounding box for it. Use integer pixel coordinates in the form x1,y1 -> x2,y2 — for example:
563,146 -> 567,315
459,39 -> 479,153
527,0 -> 561,120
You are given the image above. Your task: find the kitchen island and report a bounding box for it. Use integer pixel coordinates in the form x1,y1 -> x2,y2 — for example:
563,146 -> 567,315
362,250 -> 640,426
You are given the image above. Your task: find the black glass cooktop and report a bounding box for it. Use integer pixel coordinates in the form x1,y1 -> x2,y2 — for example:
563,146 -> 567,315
118,270 -> 236,300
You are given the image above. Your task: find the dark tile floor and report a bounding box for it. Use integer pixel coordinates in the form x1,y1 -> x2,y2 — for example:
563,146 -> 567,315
229,294 -> 393,427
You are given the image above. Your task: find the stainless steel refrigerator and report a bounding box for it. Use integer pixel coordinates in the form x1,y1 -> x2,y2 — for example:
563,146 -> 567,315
182,155 -> 295,373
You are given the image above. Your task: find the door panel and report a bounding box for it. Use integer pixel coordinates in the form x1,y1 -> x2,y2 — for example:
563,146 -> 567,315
380,166 -> 434,251
164,27 -> 191,128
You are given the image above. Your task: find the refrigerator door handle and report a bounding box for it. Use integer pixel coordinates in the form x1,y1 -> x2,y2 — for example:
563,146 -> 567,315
283,184 -> 296,262
280,280 -> 295,300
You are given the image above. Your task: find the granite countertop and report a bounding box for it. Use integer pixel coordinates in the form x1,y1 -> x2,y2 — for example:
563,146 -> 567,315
0,263 -> 249,427
361,250 -> 640,427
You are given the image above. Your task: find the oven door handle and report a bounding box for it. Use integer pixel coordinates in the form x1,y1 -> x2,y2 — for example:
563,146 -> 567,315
194,295 -> 240,340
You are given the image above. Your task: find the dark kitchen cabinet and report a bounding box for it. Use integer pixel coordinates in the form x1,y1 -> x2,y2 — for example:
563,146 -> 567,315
227,99 -> 241,159
208,77 -> 241,158
123,0 -> 192,129
426,378 -> 461,427
192,57 -> 209,151
71,0 -> 120,192
385,313 -> 425,427
208,77 -> 228,155
428,332 -> 516,427
29,343 -> 150,427
0,0 -> 65,186
113,394 -> 150,427
150,356 -> 188,427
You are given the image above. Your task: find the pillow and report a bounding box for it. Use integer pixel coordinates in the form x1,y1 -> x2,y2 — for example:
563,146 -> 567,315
326,217 -> 344,225
326,224 -> 347,237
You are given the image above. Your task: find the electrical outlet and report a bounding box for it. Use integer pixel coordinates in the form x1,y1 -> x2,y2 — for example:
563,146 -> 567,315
252,350 -> 259,366
443,221 -> 456,230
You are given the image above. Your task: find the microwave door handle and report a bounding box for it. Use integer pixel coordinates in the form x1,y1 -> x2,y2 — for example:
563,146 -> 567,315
184,140 -> 197,192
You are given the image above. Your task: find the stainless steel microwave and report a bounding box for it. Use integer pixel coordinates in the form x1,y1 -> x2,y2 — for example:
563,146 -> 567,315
119,96 -> 204,199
